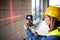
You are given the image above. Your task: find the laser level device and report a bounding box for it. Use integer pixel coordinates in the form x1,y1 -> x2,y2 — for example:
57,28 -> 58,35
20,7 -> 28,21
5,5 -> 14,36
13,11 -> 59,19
26,15 -> 33,26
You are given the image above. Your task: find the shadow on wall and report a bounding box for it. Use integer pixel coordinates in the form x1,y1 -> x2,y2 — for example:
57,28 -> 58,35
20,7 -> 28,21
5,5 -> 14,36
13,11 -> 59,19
0,0 -> 9,7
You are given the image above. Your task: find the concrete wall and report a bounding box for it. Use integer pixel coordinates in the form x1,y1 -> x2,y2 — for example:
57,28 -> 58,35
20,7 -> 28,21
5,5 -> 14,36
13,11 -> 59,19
0,0 -> 31,40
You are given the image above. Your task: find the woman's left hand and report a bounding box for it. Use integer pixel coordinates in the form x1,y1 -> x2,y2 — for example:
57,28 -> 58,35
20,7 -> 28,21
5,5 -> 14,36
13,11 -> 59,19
24,23 -> 30,30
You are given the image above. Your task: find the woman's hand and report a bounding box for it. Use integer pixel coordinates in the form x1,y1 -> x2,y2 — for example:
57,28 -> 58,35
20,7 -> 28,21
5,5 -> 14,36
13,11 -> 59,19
34,32 -> 38,36
24,23 -> 38,36
24,23 -> 30,30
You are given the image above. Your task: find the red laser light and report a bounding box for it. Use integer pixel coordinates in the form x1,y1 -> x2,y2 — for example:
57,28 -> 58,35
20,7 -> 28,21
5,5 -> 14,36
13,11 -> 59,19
10,0 -> 13,23
0,14 -> 26,21
10,0 -> 13,32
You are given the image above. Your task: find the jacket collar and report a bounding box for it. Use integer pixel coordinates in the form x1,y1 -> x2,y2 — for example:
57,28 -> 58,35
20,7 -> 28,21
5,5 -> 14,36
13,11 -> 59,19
48,26 -> 60,36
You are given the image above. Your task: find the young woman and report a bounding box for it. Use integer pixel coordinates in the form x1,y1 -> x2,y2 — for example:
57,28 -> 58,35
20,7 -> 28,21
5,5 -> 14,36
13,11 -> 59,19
24,6 -> 60,40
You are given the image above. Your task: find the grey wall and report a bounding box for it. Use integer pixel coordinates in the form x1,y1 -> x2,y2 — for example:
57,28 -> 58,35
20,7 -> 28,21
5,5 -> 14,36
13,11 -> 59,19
0,0 -> 31,40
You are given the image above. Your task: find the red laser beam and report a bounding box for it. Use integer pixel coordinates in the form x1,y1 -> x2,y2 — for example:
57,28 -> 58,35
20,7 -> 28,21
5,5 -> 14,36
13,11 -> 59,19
0,14 -> 26,21
0,17 -> 10,21
10,0 -> 13,23
10,0 -> 14,32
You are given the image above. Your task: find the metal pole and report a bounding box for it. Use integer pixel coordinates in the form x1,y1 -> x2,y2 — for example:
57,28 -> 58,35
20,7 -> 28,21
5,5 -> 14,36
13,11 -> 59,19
35,0 -> 36,20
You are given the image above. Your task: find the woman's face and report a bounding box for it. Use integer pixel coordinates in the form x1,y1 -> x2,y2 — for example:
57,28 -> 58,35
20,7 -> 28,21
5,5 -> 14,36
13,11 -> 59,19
44,15 -> 51,25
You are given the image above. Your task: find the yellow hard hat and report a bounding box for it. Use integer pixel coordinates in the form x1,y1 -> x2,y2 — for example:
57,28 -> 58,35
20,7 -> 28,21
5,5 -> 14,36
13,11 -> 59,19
45,6 -> 60,19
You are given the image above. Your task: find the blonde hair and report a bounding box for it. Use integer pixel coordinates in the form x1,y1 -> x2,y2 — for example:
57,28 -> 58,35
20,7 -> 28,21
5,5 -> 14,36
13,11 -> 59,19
48,16 -> 60,31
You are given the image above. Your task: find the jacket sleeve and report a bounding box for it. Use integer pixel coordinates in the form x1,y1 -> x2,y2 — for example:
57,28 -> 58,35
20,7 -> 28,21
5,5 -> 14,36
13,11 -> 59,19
26,29 -> 36,39
26,29 -> 60,40
25,29 -> 46,40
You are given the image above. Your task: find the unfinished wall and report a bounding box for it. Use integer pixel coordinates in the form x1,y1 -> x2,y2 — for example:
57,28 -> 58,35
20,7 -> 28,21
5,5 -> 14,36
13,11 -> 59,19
0,0 -> 31,40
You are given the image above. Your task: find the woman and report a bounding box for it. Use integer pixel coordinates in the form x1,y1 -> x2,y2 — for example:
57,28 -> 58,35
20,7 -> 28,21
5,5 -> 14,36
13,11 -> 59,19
24,6 -> 60,40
